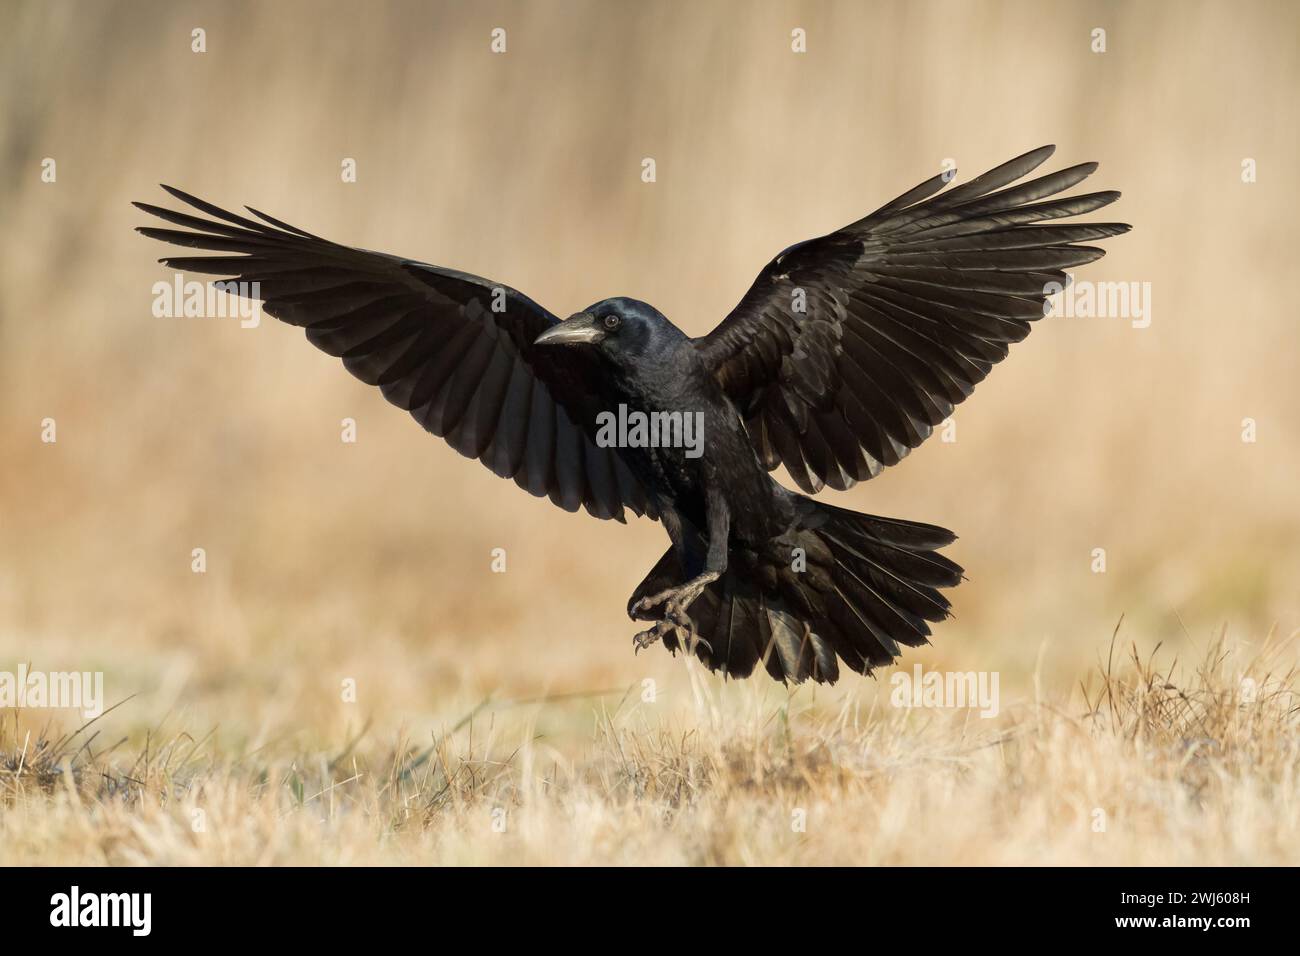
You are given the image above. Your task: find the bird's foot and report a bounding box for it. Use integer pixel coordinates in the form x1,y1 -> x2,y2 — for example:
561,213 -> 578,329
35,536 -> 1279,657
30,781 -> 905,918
631,571 -> 720,654
632,618 -> 714,656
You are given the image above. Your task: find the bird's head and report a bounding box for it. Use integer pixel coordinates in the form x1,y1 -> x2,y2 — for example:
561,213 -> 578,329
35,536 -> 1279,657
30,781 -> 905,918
533,298 -> 684,364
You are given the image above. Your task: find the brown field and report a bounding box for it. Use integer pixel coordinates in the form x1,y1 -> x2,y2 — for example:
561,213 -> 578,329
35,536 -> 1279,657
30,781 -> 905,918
1,0 -> 1297,865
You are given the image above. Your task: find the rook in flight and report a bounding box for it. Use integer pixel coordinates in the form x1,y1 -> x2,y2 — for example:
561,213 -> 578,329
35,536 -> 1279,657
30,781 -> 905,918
137,145 -> 1128,683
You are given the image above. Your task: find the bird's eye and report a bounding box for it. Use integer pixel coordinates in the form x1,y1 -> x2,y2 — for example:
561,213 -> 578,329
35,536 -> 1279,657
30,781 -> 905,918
602,314 -> 621,332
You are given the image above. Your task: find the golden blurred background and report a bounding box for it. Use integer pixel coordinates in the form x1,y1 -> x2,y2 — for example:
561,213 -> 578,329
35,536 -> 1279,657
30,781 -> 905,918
1,0 -> 1296,747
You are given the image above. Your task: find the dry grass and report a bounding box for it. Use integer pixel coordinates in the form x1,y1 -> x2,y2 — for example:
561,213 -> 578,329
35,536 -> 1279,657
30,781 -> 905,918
2,1 -> 1298,865
2,625 -> 1296,866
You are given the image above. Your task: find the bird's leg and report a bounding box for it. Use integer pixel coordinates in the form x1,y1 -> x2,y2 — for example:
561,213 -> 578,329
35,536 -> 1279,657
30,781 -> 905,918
632,571 -> 719,622
632,491 -> 729,650
664,571 -> 720,624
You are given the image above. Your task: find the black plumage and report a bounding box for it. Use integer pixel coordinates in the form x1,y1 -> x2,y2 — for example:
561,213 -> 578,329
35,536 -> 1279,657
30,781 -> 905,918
136,145 -> 1128,683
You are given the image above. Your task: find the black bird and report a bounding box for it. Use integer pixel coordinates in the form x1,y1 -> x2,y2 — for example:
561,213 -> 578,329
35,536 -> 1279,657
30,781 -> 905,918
136,145 -> 1128,683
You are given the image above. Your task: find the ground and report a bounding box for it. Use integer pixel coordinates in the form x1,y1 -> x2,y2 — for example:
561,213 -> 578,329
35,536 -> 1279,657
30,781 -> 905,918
2,625 -> 1296,865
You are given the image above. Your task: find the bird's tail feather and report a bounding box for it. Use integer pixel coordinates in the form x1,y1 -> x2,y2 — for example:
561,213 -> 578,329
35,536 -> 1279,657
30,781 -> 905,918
627,499 -> 962,684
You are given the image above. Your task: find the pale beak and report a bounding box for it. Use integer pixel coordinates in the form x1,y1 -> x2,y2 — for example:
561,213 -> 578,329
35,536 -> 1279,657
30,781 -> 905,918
534,312 -> 604,347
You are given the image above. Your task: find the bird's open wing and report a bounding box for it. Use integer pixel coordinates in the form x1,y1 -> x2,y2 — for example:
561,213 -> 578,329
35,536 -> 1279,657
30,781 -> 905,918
693,146 -> 1130,493
136,187 -> 653,521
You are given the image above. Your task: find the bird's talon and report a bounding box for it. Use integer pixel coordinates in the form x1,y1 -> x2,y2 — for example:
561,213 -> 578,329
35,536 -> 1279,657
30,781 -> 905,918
677,624 -> 713,656
633,619 -> 673,653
